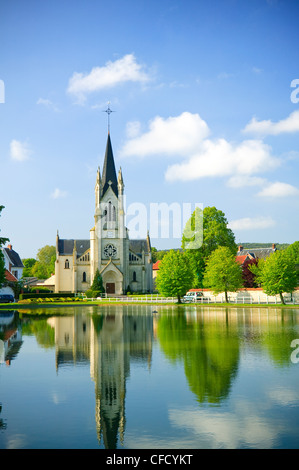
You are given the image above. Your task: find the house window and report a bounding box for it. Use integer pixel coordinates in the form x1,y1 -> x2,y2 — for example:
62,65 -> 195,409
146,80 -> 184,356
65,259 -> 69,269
83,272 -> 86,282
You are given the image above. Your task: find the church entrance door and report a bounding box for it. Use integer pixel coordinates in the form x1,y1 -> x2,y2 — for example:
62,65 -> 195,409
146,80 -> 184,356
106,283 -> 115,294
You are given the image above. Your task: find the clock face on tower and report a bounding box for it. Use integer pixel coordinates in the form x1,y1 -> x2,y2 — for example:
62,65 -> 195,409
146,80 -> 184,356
103,243 -> 117,258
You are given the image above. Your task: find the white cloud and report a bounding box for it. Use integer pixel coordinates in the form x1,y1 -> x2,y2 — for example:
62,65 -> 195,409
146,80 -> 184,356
227,175 -> 267,188
121,112 -> 289,189
243,110 -> 299,135
10,139 -> 31,162
228,216 -> 276,231
37,98 -> 60,112
257,181 -> 299,198
67,54 -> 151,102
120,112 -> 210,158
165,138 -> 278,182
50,188 -> 67,199
125,120 -> 141,139
169,405 -> 280,449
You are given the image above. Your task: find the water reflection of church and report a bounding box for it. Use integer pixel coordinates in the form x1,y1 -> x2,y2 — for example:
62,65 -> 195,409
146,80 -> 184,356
47,306 -> 153,449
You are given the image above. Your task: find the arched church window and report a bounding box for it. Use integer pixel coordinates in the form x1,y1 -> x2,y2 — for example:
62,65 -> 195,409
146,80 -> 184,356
102,201 -> 116,229
108,201 -> 116,222
65,259 -> 69,269
83,272 -> 86,282
133,271 -> 137,282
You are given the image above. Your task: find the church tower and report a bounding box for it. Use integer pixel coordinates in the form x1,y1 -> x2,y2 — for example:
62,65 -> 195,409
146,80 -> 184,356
55,110 -> 152,295
90,132 -> 129,295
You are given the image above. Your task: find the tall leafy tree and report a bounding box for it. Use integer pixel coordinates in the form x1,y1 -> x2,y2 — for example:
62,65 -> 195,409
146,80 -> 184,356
286,241 -> 299,262
203,246 -> 243,302
156,250 -> 194,303
286,241 -> 299,284
32,245 -> 56,279
182,206 -> 237,288
250,250 -> 297,304
22,258 -> 37,277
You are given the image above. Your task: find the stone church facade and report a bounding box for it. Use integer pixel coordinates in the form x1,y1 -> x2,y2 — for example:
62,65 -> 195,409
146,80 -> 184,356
55,132 -> 153,295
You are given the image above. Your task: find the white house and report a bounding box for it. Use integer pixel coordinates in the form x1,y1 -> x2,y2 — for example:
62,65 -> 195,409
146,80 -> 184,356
2,244 -> 24,280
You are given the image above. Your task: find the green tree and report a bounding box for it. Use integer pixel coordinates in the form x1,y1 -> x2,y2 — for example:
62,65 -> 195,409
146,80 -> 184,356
156,250 -> 194,303
286,241 -> 299,284
182,206 -> 237,288
90,269 -> 105,297
0,252 -> 5,288
203,246 -> 243,303
151,247 -> 170,263
250,250 -> 297,304
22,258 -> 37,277
151,247 -> 158,263
32,245 -> 56,279
0,206 -> 9,288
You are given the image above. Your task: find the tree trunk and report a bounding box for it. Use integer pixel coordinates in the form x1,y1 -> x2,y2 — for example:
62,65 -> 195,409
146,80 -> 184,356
177,294 -> 181,304
225,290 -> 229,303
279,292 -> 285,304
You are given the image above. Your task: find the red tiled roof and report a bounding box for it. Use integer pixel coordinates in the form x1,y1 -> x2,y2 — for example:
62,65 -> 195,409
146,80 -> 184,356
5,269 -> 18,282
236,255 -> 248,265
152,260 -> 161,270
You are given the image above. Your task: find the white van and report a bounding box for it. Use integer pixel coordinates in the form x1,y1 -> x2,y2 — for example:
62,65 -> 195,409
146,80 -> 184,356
183,291 -> 204,302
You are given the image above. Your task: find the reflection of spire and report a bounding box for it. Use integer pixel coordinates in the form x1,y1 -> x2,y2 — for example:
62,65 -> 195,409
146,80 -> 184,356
48,308 -> 153,449
90,308 -> 153,449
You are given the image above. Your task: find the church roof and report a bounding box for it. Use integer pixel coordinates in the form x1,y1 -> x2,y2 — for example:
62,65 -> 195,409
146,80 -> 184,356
58,239 -> 90,256
101,133 -> 118,197
129,239 -> 151,256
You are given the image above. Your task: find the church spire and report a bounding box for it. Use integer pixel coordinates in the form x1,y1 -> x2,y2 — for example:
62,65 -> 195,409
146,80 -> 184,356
101,133 -> 118,197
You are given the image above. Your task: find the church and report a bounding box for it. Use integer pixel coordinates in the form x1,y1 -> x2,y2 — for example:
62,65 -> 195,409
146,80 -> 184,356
54,129 -> 153,295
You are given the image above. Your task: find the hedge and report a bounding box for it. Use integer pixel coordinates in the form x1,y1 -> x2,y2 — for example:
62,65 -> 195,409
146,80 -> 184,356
19,292 -> 76,300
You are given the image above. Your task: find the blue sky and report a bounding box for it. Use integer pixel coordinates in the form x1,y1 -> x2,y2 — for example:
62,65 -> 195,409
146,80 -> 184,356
1,0 -> 299,259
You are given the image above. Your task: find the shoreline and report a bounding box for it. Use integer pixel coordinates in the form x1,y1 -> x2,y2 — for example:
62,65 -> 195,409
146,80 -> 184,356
0,301 -> 298,310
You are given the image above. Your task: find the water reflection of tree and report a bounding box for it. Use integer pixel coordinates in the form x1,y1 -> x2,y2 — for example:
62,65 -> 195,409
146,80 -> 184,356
244,309 -> 299,367
157,310 -> 240,404
21,317 -> 55,348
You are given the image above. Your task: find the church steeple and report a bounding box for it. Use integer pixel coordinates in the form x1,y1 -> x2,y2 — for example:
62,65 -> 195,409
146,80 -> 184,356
101,133 -> 118,197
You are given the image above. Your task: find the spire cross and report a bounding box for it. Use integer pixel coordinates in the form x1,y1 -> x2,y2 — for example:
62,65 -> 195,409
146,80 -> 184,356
103,102 -> 115,133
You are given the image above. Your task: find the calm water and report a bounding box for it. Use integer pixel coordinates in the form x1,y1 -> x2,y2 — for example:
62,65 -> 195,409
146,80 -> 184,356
0,304 -> 298,449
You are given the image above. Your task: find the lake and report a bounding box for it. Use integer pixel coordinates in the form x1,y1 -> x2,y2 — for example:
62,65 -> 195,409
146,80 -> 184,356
0,304 -> 299,449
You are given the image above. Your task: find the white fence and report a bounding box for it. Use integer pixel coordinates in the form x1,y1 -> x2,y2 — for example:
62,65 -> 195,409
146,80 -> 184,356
86,295 -> 177,303
82,291 -> 299,305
